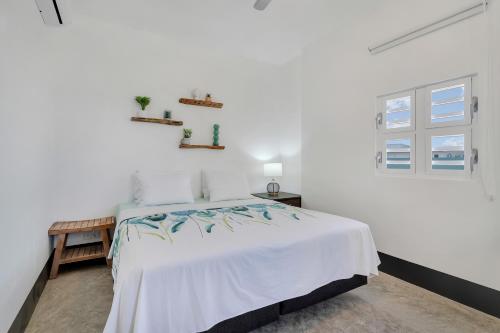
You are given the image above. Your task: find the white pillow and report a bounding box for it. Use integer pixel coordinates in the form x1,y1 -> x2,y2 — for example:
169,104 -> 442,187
201,170 -> 211,199
204,170 -> 251,202
134,171 -> 194,206
132,171 -> 143,204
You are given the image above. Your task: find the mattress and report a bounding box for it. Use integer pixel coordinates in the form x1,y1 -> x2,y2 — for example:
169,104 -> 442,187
104,198 -> 380,333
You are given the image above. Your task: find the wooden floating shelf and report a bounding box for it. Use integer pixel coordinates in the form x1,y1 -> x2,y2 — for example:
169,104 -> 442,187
179,144 -> 225,150
131,117 -> 183,126
179,98 -> 223,109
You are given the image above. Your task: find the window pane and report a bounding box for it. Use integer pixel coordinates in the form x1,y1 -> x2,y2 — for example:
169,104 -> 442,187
386,138 -> 411,169
386,96 -> 411,129
431,84 -> 465,124
431,134 -> 465,170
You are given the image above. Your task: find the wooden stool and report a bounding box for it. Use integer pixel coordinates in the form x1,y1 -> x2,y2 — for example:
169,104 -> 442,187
48,216 -> 115,279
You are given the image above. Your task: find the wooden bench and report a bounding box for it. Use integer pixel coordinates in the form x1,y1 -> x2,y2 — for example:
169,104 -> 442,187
48,216 -> 115,279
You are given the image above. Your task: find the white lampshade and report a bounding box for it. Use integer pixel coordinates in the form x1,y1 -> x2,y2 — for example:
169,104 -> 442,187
264,163 -> 283,177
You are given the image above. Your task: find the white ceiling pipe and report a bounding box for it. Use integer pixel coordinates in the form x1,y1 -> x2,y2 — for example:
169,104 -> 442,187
369,1 -> 488,55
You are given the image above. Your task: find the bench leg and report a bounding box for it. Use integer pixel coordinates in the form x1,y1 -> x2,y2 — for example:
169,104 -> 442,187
50,234 -> 67,279
101,229 -> 112,267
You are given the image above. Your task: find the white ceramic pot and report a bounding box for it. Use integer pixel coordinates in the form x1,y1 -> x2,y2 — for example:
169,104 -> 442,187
136,109 -> 147,118
181,137 -> 191,145
191,89 -> 201,100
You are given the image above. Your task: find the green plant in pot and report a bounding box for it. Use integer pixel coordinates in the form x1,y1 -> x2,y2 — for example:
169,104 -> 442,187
181,128 -> 192,145
135,96 -> 151,117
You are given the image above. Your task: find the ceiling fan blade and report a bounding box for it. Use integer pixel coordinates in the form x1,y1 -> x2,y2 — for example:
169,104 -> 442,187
254,0 -> 272,11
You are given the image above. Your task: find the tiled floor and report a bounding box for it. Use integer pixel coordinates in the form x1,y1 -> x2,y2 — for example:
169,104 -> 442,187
26,263 -> 500,333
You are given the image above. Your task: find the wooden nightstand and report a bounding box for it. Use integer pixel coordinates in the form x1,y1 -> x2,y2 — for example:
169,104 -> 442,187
252,192 -> 302,208
48,216 -> 115,279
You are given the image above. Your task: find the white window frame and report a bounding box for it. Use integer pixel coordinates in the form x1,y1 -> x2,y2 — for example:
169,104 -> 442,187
425,127 -> 472,178
376,75 -> 477,179
378,90 -> 416,133
377,133 -> 416,174
425,77 -> 472,129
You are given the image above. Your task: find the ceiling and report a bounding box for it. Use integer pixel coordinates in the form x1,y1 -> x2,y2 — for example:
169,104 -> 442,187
69,0 -> 376,64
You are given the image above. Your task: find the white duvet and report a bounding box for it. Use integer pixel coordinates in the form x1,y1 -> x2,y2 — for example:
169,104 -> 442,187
104,198 -> 380,333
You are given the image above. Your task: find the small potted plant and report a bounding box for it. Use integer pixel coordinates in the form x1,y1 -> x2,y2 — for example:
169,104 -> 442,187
181,128 -> 192,145
135,96 -> 151,117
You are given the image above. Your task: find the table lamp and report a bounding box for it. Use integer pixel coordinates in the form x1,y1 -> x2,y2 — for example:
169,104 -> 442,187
264,163 -> 282,196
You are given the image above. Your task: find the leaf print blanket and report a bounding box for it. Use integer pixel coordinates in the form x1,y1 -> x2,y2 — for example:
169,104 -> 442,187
104,198 -> 380,333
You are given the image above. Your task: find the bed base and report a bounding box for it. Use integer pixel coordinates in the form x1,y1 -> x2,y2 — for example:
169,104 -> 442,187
202,275 -> 367,333
202,303 -> 280,333
280,274 -> 367,315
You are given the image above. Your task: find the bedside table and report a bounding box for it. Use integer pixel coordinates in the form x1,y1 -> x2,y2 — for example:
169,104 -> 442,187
48,216 -> 115,279
252,192 -> 301,208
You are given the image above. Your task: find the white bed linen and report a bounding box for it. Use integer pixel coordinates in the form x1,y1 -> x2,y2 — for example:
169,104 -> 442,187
104,198 -> 380,333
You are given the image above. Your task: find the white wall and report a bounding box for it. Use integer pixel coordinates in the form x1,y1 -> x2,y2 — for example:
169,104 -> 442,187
0,1 -> 301,331
48,17 -> 302,221
301,0 -> 500,291
0,2 -> 56,332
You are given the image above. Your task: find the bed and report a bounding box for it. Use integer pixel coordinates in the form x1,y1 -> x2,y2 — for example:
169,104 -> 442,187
104,198 -> 380,333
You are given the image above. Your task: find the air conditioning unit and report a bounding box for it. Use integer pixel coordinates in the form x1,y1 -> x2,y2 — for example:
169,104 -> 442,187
34,0 -> 71,25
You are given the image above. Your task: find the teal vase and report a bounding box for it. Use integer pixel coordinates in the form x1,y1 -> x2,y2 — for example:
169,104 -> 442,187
213,124 -> 220,146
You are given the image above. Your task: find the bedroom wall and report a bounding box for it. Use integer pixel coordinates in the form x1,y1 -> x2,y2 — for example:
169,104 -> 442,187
301,0 -> 500,291
47,17 -> 301,222
0,1 -> 301,330
0,2 -> 56,332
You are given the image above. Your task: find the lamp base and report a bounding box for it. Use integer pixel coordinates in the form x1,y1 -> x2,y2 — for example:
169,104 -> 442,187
267,182 -> 280,196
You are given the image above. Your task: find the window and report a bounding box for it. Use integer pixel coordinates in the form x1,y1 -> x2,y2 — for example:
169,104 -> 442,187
375,133 -> 415,174
424,77 -> 473,177
378,91 -> 416,133
376,76 -> 477,178
386,138 -> 411,170
425,77 -> 471,128
431,134 -> 465,171
424,127 -> 472,177
376,91 -> 416,174
426,128 -> 471,175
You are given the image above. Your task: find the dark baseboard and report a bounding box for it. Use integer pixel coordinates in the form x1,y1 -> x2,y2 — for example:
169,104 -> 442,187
378,252 -> 500,319
8,251 -> 53,333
